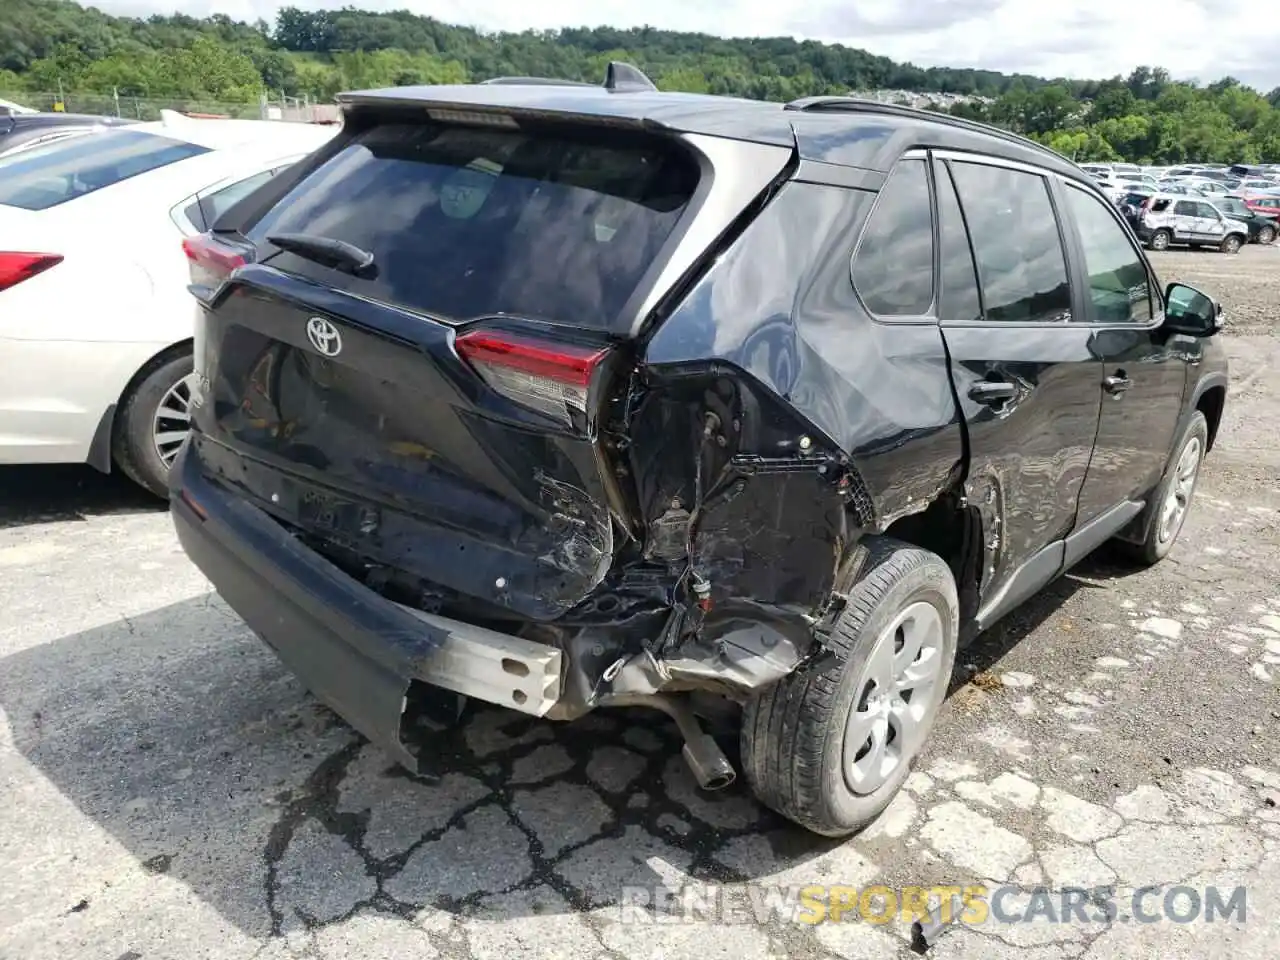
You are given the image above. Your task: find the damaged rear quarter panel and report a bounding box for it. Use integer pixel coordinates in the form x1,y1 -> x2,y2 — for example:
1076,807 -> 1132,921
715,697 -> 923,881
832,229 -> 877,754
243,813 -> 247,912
637,179 -> 964,615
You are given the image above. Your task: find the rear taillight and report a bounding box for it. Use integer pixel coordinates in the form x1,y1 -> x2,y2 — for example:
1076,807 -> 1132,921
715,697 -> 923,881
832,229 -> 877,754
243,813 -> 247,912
455,329 -> 611,426
182,233 -> 248,292
0,252 -> 62,292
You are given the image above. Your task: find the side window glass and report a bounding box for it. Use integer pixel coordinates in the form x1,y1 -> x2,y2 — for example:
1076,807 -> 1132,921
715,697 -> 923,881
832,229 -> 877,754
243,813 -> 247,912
949,161 -> 1071,323
936,161 -> 982,324
1173,200 -> 1195,216
1063,185 -> 1153,325
198,169 -> 276,228
852,158 -> 934,316
182,199 -> 206,232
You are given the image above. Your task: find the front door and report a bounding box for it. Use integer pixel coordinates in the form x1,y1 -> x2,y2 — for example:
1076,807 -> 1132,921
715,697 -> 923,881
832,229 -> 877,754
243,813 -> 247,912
1193,200 -> 1228,245
933,154 -> 1103,624
1057,182 -> 1186,528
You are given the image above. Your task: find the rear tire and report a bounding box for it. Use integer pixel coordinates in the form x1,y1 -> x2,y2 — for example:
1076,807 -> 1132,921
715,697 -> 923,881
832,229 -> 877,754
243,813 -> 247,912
1258,225 -> 1276,245
1148,229 -> 1171,251
741,538 -> 959,836
1116,411 -> 1208,567
1220,234 -> 1243,254
111,351 -> 194,499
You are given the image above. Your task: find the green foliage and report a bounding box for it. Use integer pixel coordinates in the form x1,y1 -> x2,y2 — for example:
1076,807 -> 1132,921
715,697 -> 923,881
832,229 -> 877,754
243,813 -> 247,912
2,0 -> 1279,163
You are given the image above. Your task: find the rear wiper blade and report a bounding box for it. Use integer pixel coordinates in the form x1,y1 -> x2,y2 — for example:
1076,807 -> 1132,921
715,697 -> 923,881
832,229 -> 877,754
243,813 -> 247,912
266,232 -> 378,280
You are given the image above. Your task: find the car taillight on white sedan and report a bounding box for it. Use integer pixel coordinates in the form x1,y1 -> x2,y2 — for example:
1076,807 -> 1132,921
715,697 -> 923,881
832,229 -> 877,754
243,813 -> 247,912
0,252 -> 62,292
181,233 -> 251,301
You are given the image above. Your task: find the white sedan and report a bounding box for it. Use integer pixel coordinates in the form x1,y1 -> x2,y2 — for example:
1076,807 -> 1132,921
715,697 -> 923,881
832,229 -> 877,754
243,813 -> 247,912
0,112 -> 337,495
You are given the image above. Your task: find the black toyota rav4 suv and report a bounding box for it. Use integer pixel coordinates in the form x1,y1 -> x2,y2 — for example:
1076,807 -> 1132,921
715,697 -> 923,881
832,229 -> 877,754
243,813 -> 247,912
173,64 -> 1228,836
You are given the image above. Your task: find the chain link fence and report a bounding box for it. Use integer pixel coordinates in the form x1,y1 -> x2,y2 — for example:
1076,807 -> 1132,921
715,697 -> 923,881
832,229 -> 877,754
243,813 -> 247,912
0,90 -> 339,123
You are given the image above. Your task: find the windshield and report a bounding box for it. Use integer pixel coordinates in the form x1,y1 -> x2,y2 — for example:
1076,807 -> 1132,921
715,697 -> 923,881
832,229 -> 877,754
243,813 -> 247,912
246,121 -> 700,333
0,128 -> 208,210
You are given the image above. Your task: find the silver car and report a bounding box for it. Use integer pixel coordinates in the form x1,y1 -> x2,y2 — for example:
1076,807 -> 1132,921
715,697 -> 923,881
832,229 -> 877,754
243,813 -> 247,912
1135,194 -> 1248,253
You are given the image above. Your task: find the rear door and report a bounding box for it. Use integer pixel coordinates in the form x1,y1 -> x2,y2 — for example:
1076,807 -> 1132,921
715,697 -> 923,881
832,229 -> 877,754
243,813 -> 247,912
187,116 -> 732,621
1170,200 -> 1204,242
1057,182 -> 1185,526
933,153 -> 1102,624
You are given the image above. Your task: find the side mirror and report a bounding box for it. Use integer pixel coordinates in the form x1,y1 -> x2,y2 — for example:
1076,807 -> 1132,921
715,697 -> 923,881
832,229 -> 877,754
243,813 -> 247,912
1163,282 -> 1223,337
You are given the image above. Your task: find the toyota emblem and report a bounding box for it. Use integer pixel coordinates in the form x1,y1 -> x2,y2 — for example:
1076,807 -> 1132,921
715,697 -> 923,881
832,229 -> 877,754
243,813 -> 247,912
305,316 -> 343,357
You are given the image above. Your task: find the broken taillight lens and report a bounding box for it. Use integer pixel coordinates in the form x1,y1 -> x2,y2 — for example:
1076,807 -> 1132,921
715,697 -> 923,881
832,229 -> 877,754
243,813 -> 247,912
182,232 -> 249,294
455,329 -> 611,426
0,252 -> 62,292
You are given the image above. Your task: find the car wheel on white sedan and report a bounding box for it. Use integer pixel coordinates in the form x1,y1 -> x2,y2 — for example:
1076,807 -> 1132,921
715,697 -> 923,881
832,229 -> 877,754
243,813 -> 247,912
112,350 -> 194,498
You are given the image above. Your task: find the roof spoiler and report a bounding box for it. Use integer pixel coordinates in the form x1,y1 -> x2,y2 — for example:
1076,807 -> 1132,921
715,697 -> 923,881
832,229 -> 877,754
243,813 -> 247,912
481,61 -> 657,93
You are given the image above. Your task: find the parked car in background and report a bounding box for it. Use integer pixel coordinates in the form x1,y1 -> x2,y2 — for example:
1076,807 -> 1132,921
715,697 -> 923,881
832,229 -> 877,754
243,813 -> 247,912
1182,177 -> 1230,195
170,69 -> 1228,838
0,98 -> 38,116
0,111 -> 133,158
0,113 -> 337,496
1156,181 -> 1204,196
1240,193 -> 1280,220
1209,196 -> 1278,244
1079,163 -> 1110,179
1132,194 -> 1248,252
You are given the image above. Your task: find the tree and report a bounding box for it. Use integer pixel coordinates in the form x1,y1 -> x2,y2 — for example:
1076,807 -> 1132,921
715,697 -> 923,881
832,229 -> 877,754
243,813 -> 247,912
2,0 -> 1280,167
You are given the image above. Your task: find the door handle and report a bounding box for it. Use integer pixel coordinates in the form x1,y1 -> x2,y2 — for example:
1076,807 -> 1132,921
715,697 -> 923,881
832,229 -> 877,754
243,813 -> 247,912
968,380 -> 1018,405
1103,374 -> 1132,395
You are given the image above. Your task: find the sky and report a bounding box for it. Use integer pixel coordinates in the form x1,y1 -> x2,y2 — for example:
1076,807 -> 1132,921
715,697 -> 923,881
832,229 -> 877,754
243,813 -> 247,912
89,0 -> 1280,92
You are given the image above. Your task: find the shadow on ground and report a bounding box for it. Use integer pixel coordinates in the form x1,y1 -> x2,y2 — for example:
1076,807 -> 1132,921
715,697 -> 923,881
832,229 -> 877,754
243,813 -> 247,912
0,465 -> 162,531
0,548 -> 1135,938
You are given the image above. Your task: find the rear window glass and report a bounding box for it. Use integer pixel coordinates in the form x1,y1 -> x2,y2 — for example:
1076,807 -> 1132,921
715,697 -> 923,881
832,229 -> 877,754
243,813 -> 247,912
0,129 -> 208,210
246,122 -> 700,332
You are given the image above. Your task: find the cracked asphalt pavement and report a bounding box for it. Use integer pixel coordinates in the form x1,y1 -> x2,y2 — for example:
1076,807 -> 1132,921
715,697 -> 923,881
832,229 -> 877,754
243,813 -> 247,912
2,249 -> 1279,960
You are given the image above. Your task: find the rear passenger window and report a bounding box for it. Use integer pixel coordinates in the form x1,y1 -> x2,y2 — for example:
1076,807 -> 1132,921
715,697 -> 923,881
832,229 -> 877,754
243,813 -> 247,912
935,162 -> 982,324
199,169 -> 276,227
1173,200 -> 1197,216
1062,186 -> 1153,325
852,158 -> 934,316
950,161 -> 1072,323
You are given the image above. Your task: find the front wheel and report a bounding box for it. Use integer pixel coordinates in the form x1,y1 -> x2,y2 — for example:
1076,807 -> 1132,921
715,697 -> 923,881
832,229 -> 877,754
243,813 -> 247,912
1118,411 -> 1208,566
1220,234 -> 1243,254
111,351 -> 195,499
1148,229 -> 1171,251
741,538 -> 959,836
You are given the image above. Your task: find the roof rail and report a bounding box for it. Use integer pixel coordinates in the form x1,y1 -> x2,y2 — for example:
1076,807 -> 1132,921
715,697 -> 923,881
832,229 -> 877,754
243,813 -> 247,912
481,76 -> 594,87
605,61 -> 657,93
783,95 -> 1064,166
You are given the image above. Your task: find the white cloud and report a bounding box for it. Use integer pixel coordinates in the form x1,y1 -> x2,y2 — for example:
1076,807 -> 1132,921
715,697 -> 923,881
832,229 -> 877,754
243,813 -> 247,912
89,0 -> 1280,91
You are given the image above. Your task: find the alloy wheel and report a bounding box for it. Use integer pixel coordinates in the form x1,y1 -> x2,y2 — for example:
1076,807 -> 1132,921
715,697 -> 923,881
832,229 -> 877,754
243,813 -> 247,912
1158,435 -> 1202,545
152,373 -> 196,468
843,600 -> 947,795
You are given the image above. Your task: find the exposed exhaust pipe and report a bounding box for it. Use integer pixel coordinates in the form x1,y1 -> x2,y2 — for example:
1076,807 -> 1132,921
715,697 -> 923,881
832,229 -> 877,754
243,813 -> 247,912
599,693 -> 736,791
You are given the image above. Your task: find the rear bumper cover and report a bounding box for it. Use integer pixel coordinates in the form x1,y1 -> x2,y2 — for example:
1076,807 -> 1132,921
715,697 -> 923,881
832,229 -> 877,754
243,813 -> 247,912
169,445 -> 561,769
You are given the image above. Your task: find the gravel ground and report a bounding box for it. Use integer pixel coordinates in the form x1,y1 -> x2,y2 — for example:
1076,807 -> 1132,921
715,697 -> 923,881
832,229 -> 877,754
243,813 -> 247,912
1,247 -> 1278,960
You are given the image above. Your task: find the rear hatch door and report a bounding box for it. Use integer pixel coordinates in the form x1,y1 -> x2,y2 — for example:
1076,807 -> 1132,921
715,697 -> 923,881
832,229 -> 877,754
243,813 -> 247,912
190,112 -> 709,620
